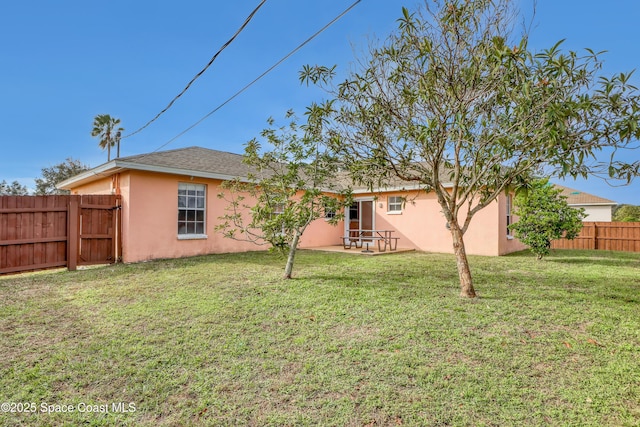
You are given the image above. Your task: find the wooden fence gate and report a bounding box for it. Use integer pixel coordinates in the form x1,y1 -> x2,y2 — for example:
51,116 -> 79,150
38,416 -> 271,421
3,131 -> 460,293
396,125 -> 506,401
0,194 -> 121,275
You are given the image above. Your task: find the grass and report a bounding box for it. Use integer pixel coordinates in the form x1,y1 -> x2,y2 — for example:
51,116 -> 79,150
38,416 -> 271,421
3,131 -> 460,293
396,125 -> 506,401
0,249 -> 639,426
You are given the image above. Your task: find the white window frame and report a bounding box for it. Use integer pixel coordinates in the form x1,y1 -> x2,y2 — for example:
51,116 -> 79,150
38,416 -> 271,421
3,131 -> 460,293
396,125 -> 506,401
323,202 -> 337,220
272,202 -> 286,235
506,194 -> 513,239
387,196 -> 403,214
177,183 -> 207,239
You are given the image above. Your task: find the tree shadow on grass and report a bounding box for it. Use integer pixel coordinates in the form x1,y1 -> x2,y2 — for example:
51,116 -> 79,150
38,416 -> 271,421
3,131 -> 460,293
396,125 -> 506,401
545,253 -> 640,269
504,249 -> 640,269
599,291 -> 640,305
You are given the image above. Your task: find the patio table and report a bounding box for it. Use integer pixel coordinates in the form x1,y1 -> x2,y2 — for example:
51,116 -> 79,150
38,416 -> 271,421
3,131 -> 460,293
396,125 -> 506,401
342,229 -> 399,252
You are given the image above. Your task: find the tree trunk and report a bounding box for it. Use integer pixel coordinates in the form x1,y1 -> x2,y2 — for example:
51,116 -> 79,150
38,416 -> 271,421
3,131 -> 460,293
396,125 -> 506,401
450,223 -> 477,298
283,230 -> 301,279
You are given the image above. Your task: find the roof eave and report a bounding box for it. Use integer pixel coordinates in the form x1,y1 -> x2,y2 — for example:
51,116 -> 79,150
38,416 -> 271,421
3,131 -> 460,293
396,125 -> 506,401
56,160 -> 121,190
351,182 -> 453,194
569,202 -> 618,207
56,160 -> 252,190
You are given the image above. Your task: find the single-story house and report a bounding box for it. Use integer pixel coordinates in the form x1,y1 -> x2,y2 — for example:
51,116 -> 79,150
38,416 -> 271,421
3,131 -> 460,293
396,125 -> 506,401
58,146 -> 527,263
553,184 -> 617,222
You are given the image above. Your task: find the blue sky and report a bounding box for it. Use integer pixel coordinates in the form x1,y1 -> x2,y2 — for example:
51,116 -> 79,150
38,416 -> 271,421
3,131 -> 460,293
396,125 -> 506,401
1,1 -> 639,204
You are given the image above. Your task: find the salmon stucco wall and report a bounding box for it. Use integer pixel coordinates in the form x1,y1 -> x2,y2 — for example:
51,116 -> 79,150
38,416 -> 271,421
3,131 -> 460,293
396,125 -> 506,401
355,190 -> 526,256
299,218 -> 345,249
72,170 -> 344,263
70,177 -> 114,195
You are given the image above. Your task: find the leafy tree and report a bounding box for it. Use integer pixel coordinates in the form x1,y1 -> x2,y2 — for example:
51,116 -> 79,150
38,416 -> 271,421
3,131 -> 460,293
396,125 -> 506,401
91,114 -> 124,161
301,0 -> 640,297
613,204 -> 640,222
216,110 -> 352,279
509,179 -> 585,259
0,180 -> 29,195
34,158 -> 90,195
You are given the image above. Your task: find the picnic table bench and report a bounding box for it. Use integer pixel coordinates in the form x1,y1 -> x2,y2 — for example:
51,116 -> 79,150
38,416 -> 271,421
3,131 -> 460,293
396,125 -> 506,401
342,229 -> 399,252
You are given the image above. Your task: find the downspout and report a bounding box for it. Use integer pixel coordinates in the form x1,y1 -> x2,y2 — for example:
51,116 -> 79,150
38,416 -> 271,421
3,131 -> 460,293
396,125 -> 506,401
112,173 -> 121,195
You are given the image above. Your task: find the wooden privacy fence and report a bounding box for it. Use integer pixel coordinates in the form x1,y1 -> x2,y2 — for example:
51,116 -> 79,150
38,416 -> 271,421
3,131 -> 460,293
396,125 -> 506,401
551,222 -> 640,252
0,195 -> 121,275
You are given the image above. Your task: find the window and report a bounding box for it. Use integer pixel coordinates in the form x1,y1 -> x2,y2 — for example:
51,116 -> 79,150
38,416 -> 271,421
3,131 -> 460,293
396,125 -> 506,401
349,203 -> 359,220
506,194 -> 513,238
271,202 -> 286,235
178,183 -> 206,237
324,207 -> 336,220
388,196 -> 403,213
273,202 -> 285,215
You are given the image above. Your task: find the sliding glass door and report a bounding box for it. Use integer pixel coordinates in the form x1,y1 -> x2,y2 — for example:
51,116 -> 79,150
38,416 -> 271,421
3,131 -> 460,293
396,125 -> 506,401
346,198 -> 375,237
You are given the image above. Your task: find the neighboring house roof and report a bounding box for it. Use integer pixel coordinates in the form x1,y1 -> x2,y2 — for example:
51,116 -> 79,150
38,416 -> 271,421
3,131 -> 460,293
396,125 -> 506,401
554,184 -> 617,206
58,146 -> 254,190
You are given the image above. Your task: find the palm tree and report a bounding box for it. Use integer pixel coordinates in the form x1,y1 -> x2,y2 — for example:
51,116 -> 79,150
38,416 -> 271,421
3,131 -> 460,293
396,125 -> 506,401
91,114 -> 124,161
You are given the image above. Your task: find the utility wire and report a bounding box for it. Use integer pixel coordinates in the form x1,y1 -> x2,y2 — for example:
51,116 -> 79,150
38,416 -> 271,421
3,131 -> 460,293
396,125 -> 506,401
144,0 -> 362,155
124,0 -> 268,139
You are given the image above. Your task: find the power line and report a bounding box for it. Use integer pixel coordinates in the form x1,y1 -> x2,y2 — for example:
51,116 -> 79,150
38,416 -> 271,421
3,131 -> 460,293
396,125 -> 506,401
124,0 -> 268,139
144,0 -> 362,155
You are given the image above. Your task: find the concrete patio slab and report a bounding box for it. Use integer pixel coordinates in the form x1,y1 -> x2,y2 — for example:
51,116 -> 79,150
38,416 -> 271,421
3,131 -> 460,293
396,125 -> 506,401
305,245 -> 415,256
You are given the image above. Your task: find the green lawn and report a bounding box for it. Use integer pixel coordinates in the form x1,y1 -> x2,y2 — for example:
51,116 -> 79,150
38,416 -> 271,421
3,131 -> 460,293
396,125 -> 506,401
1,249 -> 639,426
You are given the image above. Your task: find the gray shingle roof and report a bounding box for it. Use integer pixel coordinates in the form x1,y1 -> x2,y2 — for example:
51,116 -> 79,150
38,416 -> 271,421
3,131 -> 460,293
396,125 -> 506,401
63,147 -> 616,206
117,146 -> 252,178
555,184 -> 617,206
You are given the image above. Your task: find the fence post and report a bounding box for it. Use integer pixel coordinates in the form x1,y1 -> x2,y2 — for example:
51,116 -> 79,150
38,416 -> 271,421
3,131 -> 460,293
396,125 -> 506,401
593,223 -> 598,250
67,196 -> 79,271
